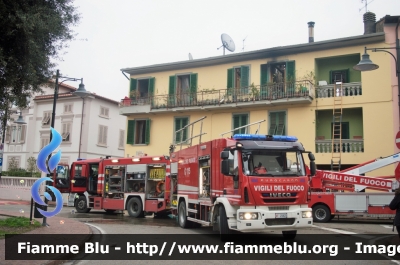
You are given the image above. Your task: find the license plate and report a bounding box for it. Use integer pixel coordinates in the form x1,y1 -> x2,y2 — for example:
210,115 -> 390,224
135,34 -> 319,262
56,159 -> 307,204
275,213 -> 287,218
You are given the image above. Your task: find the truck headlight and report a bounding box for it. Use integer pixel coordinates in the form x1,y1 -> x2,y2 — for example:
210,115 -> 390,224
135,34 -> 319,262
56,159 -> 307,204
302,211 -> 312,218
239,212 -> 259,220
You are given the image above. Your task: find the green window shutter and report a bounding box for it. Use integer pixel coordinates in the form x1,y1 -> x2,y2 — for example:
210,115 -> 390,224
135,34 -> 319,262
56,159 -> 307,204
346,68 -> 350,83
175,118 -> 188,143
240,66 -> 250,92
190,73 -> 197,104
276,112 -> 286,135
260,64 -> 269,98
169,75 -> 176,105
127,120 -> 135,144
182,118 -> 188,142
286,61 -> 295,93
269,112 -> 277,135
241,114 -> 248,133
129,78 -> 137,99
233,115 -> 240,135
145,119 -> 151,145
148,78 -> 155,96
227,68 -> 233,95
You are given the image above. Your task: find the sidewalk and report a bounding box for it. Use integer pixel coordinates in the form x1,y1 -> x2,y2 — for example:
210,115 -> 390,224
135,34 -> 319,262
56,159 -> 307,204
0,200 -> 92,265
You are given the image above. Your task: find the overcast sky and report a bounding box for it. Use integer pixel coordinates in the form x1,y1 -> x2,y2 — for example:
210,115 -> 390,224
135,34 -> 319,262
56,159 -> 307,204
53,0 -> 400,102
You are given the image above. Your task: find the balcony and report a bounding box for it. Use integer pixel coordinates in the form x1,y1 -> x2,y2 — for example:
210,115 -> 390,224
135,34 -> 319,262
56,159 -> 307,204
120,80 -> 314,115
315,139 -> 364,153
316,82 -> 362,98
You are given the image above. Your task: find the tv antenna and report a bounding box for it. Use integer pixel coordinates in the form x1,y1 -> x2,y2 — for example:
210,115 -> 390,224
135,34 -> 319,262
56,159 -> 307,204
217,33 -> 235,55
188,53 -> 193,60
359,0 -> 375,12
242,35 -> 248,52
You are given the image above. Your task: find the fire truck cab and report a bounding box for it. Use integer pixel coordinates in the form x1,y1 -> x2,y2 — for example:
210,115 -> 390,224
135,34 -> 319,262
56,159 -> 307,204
171,134 -> 315,240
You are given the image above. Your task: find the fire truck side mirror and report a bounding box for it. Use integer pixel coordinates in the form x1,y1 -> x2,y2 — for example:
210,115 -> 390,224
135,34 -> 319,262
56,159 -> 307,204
308,152 -> 316,177
221,151 -> 229,159
221,160 -> 231,176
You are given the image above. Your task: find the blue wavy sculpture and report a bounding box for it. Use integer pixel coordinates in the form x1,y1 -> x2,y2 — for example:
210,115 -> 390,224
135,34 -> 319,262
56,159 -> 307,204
37,127 -> 62,173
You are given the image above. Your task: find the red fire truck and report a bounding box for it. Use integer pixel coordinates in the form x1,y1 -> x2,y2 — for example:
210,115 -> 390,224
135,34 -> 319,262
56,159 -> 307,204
53,156 -> 171,217
309,153 -> 400,222
169,118 -> 315,240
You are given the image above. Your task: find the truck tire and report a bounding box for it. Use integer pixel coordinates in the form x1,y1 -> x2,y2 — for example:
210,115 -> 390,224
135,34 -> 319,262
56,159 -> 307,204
127,197 -> 144,218
178,201 -> 190,228
313,205 -> 331,223
282,230 -> 297,240
76,196 -> 91,213
219,205 -> 232,242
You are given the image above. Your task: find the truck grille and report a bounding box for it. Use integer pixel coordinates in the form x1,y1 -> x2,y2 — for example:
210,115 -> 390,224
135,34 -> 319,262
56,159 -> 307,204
265,218 -> 295,226
269,206 -> 289,211
263,199 -> 296,203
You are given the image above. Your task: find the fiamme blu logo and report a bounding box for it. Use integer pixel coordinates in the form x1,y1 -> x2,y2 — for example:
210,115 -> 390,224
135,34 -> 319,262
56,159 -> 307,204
31,127 -> 63,218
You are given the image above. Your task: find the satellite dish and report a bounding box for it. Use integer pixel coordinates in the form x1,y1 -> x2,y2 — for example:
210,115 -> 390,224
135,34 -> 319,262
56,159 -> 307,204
189,53 -> 193,60
218,33 -> 235,55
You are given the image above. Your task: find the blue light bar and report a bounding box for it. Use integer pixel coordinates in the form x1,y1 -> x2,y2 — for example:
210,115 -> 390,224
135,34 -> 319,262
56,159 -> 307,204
233,134 -> 298,142
233,134 -> 267,140
267,135 -> 298,142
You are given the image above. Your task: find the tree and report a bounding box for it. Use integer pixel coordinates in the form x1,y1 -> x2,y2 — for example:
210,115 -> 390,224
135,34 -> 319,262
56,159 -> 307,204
26,156 -> 38,177
8,157 -> 19,171
0,0 -> 81,134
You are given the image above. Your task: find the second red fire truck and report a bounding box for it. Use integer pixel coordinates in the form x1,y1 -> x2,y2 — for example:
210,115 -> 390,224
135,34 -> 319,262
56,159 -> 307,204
53,156 -> 171,217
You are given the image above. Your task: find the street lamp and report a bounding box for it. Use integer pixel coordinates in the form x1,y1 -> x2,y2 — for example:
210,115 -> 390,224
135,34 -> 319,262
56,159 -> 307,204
72,78 -> 91,160
353,19 -> 400,106
41,69 -> 89,227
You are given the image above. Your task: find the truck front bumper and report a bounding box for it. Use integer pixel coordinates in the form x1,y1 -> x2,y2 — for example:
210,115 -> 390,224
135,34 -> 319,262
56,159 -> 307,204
233,207 -> 313,232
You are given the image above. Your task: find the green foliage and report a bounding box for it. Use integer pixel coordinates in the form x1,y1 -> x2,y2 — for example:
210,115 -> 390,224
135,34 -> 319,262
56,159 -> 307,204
8,157 -> 19,171
3,169 -> 41,178
26,156 -> 38,177
0,217 -> 40,239
0,0 -> 81,135
0,217 -> 40,227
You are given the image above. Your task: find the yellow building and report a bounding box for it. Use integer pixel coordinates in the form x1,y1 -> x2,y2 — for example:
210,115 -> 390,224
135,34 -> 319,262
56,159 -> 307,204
120,13 -> 400,177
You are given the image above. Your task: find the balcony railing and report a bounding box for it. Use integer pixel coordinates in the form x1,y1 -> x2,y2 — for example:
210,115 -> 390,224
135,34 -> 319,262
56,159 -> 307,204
316,82 -> 362,98
120,80 -> 314,110
315,139 -> 364,153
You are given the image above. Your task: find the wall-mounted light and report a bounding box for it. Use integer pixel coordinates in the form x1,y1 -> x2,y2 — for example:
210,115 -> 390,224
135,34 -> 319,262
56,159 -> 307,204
152,157 -> 161,161
132,158 -> 141,162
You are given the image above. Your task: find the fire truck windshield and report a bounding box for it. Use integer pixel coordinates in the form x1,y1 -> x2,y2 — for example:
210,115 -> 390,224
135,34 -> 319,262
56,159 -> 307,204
241,150 -> 305,177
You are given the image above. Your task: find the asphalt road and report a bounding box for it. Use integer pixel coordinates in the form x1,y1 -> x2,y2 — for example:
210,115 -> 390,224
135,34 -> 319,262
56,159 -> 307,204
2,203 -> 399,265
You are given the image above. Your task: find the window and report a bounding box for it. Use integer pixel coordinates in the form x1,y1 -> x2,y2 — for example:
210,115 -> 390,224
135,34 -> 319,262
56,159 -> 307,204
42,111 -> 51,126
64,104 -> 73,113
331,122 -> 350,139
330,69 -> 349,84
100,106 -> 109,118
269,111 -> 286,135
98,125 -> 108,146
130,77 -> 155,102
174,117 -> 188,144
119,130 -> 125,148
40,138 -> 50,149
168,74 -> 197,105
232,114 -> 249,135
227,66 -> 250,95
5,125 -> 26,144
61,123 -> 71,142
126,119 -> 151,145
260,61 -> 296,95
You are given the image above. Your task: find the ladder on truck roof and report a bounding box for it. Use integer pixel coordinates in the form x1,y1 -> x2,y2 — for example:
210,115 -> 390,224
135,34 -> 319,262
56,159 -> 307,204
220,119 -> 266,137
331,81 -> 343,172
174,116 -> 207,150
341,153 -> 400,176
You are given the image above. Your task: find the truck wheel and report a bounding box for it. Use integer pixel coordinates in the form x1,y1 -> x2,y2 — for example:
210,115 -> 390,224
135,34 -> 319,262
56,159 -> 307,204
282,230 -> 297,240
313,205 -> 331,223
76,196 -> 91,213
219,205 -> 232,241
127,197 -> 144,218
178,201 -> 190,228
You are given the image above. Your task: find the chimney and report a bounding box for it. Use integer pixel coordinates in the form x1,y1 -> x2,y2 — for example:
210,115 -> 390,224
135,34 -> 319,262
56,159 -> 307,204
363,12 -> 376,34
308,21 -> 315,43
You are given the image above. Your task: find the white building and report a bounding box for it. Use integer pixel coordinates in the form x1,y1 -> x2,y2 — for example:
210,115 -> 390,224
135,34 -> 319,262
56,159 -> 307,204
2,82 -> 126,170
